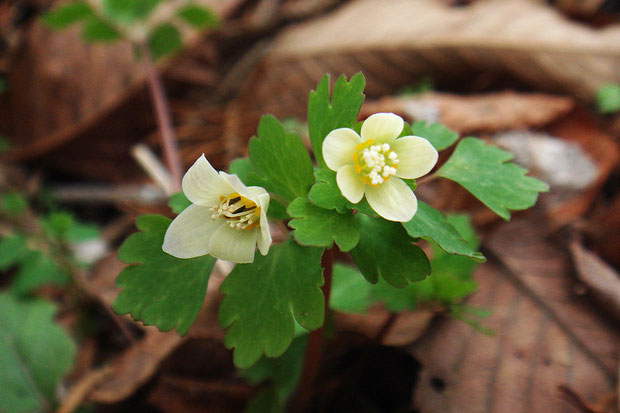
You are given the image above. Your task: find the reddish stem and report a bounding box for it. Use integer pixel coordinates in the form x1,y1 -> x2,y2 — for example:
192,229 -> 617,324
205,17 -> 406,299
292,247 -> 334,412
140,43 -> 183,192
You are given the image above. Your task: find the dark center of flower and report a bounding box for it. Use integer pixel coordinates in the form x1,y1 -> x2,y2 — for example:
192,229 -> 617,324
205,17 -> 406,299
211,192 -> 261,230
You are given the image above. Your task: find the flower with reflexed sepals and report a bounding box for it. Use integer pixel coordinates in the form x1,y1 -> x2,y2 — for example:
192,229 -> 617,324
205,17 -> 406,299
162,155 -> 272,263
322,113 -> 438,222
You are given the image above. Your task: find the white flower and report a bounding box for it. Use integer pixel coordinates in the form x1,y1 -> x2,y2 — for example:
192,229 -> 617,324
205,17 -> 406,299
162,155 -> 272,263
322,113 -> 438,222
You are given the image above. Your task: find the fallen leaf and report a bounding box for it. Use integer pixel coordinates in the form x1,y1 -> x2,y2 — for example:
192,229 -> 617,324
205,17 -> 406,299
238,0 -> 620,121
569,240 -> 620,323
88,328 -> 185,403
410,219 -> 619,412
361,92 -> 575,134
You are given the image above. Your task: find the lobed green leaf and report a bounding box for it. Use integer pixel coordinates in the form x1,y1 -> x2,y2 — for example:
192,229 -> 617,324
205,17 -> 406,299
178,4 -> 219,28
402,201 -> 485,261
350,214 -> 430,288
113,215 -> 216,335
229,157 -> 289,220
249,115 -> 315,203
103,0 -> 160,22
308,73 -> 365,168
41,2 -> 93,29
168,192 -> 191,214
330,264 -> 372,313
148,23 -> 182,60
287,198 -> 360,252
81,16 -> 121,42
411,121 -> 459,151
596,83 -> 620,114
437,137 -> 549,220
218,240 -> 324,368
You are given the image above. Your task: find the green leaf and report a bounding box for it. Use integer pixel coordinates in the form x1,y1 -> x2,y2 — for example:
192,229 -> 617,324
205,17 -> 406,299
178,4 -> 219,28
113,215 -> 216,335
12,251 -> 69,294
1,192 -> 28,217
596,83 -> 620,114
81,16 -> 121,42
42,212 -> 100,242
411,121 -> 459,151
308,169 -> 348,213
0,235 -> 28,270
402,201 -> 485,261
242,335 -> 307,413
218,240 -> 324,368
308,73 -> 366,168
103,0 -> 160,22
148,23 -> 183,60
437,137 -> 549,220
41,2 -> 93,29
168,192 -> 192,214
330,264 -> 372,313
350,214 -> 430,288
229,157 -> 289,220
249,115 -> 315,202
287,198 -> 360,252
0,293 -> 76,412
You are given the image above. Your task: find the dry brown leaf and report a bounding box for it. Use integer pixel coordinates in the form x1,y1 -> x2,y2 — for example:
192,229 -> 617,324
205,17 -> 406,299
334,304 -> 436,346
239,0 -> 620,120
410,219 -> 619,412
88,328 -> 185,403
83,259 -> 228,403
569,241 -> 620,323
361,92 -> 575,134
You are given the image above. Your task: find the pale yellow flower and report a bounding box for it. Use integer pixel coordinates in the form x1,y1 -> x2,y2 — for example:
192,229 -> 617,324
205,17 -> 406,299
163,155 -> 271,263
322,113 -> 438,222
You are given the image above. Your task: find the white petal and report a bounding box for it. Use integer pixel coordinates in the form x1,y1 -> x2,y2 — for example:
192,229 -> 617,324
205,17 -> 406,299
256,193 -> 272,256
220,172 -> 257,201
365,177 -> 417,222
163,204 -> 223,258
392,136 -> 439,179
182,155 -> 232,206
208,224 -> 259,263
336,165 -> 365,203
322,128 -> 361,171
360,113 -> 404,143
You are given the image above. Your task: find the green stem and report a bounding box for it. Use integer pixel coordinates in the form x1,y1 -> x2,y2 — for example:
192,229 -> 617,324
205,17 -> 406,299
292,247 -> 334,412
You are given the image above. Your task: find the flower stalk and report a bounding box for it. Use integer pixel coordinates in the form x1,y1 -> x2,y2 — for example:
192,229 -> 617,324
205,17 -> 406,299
140,42 -> 183,192
292,246 -> 334,412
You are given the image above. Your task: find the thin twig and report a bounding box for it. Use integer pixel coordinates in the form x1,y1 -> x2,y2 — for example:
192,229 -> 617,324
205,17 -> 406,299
140,43 -> 183,192
292,247 -> 334,412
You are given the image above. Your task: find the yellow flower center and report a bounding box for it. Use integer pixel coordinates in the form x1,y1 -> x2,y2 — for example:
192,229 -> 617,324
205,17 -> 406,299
352,140 -> 399,186
211,192 -> 261,230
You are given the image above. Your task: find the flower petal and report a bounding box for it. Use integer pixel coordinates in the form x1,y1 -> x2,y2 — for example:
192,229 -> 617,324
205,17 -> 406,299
256,193 -> 272,256
360,113 -> 404,143
365,177 -> 417,222
163,204 -> 223,258
322,128 -> 362,171
220,172 -> 259,201
208,224 -> 259,263
182,155 -> 232,206
392,136 -> 439,179
337,164 -> 365,203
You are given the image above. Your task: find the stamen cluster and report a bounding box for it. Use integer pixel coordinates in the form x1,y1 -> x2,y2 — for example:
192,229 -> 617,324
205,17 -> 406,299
354,141 -> 400,186
211,193 -> 260,230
